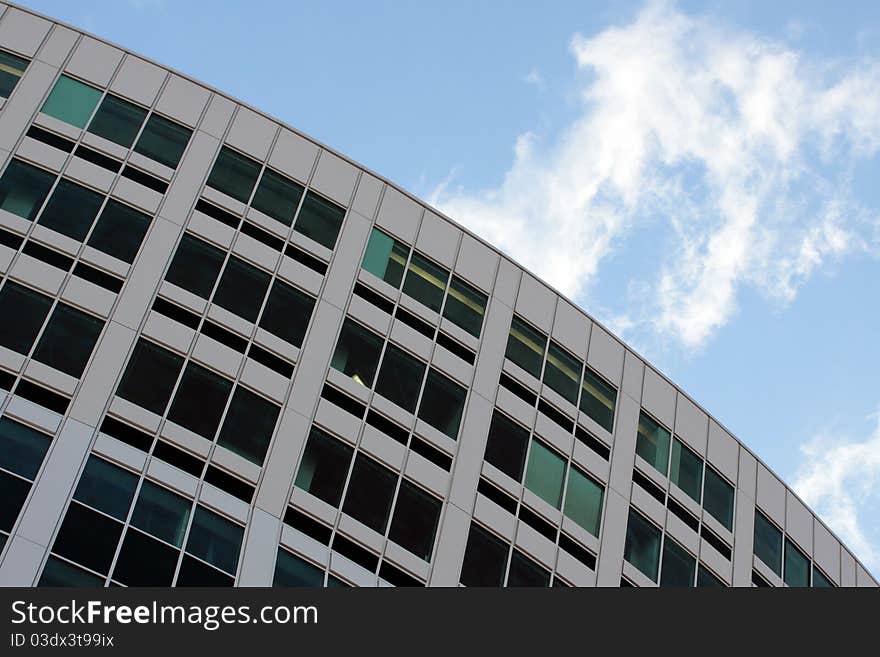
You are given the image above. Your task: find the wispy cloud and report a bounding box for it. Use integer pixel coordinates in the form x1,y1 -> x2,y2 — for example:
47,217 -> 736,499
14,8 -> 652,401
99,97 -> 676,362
430,0 -> 880,350
793,410 -> 880,575
524,67 -> 545,90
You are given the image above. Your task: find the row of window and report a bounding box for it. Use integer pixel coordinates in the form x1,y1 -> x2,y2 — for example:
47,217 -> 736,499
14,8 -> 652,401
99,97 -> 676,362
484,410 -> 604,537
753,509 -> 834,587
0,159 -> 153,263
40,74 -> 192,169
330,317 -> 467,440
361,227 -> 488,339
0,49 -> 28,99
115,338 -> 280,466
294,426 -> 442,562
40,454 -> 243,586
636,411 -> 735,532
459,522 -> 567,587
505,315 -> 617,434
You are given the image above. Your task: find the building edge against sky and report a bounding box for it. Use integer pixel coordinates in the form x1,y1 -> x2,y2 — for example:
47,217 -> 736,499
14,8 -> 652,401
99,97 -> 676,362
0,1 -> 874,587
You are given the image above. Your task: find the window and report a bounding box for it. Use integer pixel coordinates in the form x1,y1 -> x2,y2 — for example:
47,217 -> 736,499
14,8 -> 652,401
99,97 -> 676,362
274,549 -> 324,586
402,252 -> 448,313
483,411 -> 530,482
185,506 -> 243,575
697,564 -> 726,587
0,417 -> 51,480
753,509 -> 782,576
505,315 -> 546,379
670,438 -> 703,503
507,550 -> 550,587
417,369 -> 466,439
703,466 -> 734,531
784,539 -> 810,587
165,233 -> 225,298
388,480 -> 441,560
258,280 -> 315,348
660,538 -> 695,586
636,411 -> 670,475
217,387 -> 279,465
543,342 -> 581,405
0,470 -> 30,533
40,75 -> 101,128
133,114 -> 191,169
207,146 -> 260,203
167,363 -> 232,439
362,228 -> 408,287
524,440 -> 565,509
624,509 -> 661,582
342,454 -> 397,533
87,94 -> 147,148
580,368 -> 616,433
212,256 -> 271,322
52,503 -> 122,574
293,191 -> 345,249
460,523 -> 508,587
32,303 -> 104,377
0,50 -> 28,98
330,319 -> 382,387
116,339 -> 184,415
374,344 -> 426,413
812,565 -> 834,588
0,282 -> 51,355
129,481 -> 191,548
113,527 -> 179,585
442,276 -> 487,338
72,456 -> 137,521
39,557 -> 103,587
294,427 -> 353,506
87,199 -> 151,263
251,168 -> 303,225
563,466 -> 604,537
37,178 -> 103,241
0,159 -> 55,220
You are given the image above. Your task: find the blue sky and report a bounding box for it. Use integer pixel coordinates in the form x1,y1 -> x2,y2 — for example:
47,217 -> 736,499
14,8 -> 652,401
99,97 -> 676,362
18,0 -> 880,574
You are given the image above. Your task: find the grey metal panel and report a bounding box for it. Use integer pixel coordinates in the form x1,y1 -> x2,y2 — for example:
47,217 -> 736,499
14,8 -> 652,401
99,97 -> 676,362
595,488 -> 628,586
237,507 -> 282,586
0,534 -> 45,586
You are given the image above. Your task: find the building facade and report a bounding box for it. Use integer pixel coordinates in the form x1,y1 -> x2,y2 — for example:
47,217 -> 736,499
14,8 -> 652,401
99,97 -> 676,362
0,3 -> 874,588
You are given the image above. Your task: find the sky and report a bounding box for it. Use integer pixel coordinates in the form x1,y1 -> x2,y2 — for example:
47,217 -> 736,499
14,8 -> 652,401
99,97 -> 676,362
17,0 -> 880,575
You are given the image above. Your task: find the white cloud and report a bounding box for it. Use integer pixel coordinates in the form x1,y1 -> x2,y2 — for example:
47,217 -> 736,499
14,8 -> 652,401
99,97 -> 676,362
430,0 -> 880,349
793,411 -> 880,575
524,67 -> 545,90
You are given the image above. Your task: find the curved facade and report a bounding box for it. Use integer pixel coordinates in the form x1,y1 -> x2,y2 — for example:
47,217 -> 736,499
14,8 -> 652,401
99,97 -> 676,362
0,2 -> 874,588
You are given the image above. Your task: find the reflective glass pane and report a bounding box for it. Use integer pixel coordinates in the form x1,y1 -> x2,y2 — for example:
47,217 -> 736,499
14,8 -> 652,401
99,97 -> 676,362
442,276 -> 487,338
217,387 -> 279,465
624,509 -> 661,582
176,555 -> 234,587
0,159 -> 55,220
697,565 -> 726,587
39,556 -> 103,587
33,303 -> 104,377
507,550 -> 550,587
330,318 -> 382,387
563,466 -> 604,537
87,94 -> 147,148
505,315 -> 546,379
670,438 -> 703,503
293,191 -> 345,249
185,506 -> 243,574
87,199 -> 151,263
0,50 -> 28,98
703,466 -> 734,531
483,411 -> 530,482
52,502 -> 122,574
251,168 -> 303,225
580,368 -> 616,433
274,549 -> 324,587
40,75 -> 101,128
389,480 -> 441,560
784,539 -> 810,587
0,417 -> 50,480
460,523 -> 508,587
258,279 -> 315,347
361,228 -> 408,288
134,114 -> 191,168
206,146 -> 260,203
0,471 -> 30,532
542,341 -> 581,405
294,428 -> 353,506
0,282 -> 51,354
374,344 -> 426,413
116,339 -> 184,415
165,234 -> 225,298
72,456 -> 137,521
753,510 -> 782,576
417,368 -> 466,439
812,565 -> 834,587
636,412 -> 670,475
660,538 -> 696,587
212,256 -> 271,322
130,481 -> 191,548
341,454 -> 397,533
167,362 -> 232,439
402,252 -> 448,313
37,178 -> 103,241
112,528 -> 179,586
524,440 -> 565,509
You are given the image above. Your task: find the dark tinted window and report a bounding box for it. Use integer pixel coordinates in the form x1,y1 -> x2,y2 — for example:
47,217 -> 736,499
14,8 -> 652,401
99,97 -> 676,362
484,411 -> 530,482
87,94 -> 147,148
212,256 -> 271,322
542,342 -> 581,405
660,538 -> 695,587
39,556 -> 103,587
460,523 -> 508,587
206,146 -> 260,203
294,428 -> 353,506
753,510 -> 782,576
251,169 -> 303,225
33,303 -> 104,377
342,454 -> 397,533
116,339 -> 184,415
134,114 -> 192,169
388,480 -> 441,560
330,319 -> 382,388
87,199 -> 151,263
129,481 -> 191,548
37,178 -> 103,241
165,234 -> 225,298
0,282 -> 51,355
443,276 -> 486,338
217,387 -> 279,465
0,417 -> 51,480
258,279 -> 315,347
52,503 -> 123,574
72,456 -> 137,521
112,529 -> 179,586
0,50 -> 28,98
624,509 -> 661,582
507,550 -> 550,587
274,549 -> 324,586
293,191 -> 345,249
374,344 -> 425,413
185,506 -> 243,574
0,159 -> 55,221
167,363 -> 232,439
417,368 -> 466,439
505,315 -> 546,379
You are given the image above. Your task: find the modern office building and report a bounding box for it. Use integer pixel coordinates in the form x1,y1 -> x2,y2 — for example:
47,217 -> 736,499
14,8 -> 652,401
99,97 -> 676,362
0,3 -> 874,588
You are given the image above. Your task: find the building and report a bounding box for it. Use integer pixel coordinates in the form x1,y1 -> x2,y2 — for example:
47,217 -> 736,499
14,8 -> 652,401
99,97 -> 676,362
0,2 -> 874,588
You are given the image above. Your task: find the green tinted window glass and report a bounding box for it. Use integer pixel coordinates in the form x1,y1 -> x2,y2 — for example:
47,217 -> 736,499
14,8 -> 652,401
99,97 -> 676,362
87,94 -> 147,148
402,252 -> 448,313
636,412 -> 670,475
294,428 -> 353,506
361,228 -> 408,287
670,438 -> 703,503
580,368 -> 616,433
0,417 -> 50,480
624,509 -> 661,582
505,315 -> 547,379
0,159 -> 55,220
37,178 -> 104,241
33,302 -> 104,378
185,506 -> 243,574
274,549 -> 324,587
130,481 -> 191,547
374,344 -> 426,413
524,440 -> 565,509
563,466 -> 604,536
697,565 -> 726,587
812,565 -> 834,587
0,50 -> 28,98
38,556 -> 103,587
293,191 -> 345,249
703,466 -> 734,531
40,75 -> 101,128
87,199 -> 151,263
206,146 -> 260,203
251,168 -> 303,225
543,341 -> 581,405
660,538 -> 696,587
165,233 -> 225,298
73,456 -> 137,521
784,539 -> 810,587
753,510 -> 782,576
330,318 -> 383,388
134,114 -> 191,168
442,276 -> 487,337
417,368 -> 466,439
0,281 -> 52,355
